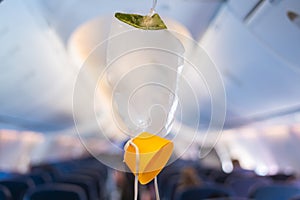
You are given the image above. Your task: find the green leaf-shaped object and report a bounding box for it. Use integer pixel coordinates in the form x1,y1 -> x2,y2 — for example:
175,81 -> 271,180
115,12 -> 167,30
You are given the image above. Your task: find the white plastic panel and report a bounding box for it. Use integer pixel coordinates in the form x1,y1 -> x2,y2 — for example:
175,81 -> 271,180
227,0 -> 261,19
247,0 -> 300,68
0,0 -> 93,131
200,5 -> 300,126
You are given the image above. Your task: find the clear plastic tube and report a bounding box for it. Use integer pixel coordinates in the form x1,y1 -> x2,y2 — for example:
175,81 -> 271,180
148,0 -> 157,16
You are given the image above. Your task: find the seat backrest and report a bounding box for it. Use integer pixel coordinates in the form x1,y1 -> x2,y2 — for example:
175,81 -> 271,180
71,169 -> 105,199
290,195 -> 300,200
55,174 -> 98,200
227,177 -> 271,197
23,183 -> 87,200
28,172 -> 52,186
250,185 -> 300,200
80,165 -> 108,182
0,177 -> 34,200
0,185 -> 12,200
176,186 -> 232,200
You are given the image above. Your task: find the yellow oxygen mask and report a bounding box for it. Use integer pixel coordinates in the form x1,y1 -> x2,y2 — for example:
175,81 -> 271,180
123,132 -> 173,185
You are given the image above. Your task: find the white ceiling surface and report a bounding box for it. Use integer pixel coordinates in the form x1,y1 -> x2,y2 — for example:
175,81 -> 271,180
0,0 -> 97,132
37,0 -> 223,43
52,0 -> 300,131
2,0 -> 299,129
0,0 -> 223,134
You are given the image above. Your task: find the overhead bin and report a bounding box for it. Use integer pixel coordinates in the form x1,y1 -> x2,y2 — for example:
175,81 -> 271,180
200,1 -> 300,126
247,0 -> 300,68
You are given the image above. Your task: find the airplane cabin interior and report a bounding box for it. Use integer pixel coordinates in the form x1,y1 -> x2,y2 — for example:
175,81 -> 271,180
1,0 -> 300,199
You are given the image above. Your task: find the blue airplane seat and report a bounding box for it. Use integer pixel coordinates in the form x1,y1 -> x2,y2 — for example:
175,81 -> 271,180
249,184 -> 300,200
23,183 -> 87,200
175,186 -> 233,200
0,185 -> 12,200
0,177 -> 34,200
55,174 -> 98,200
